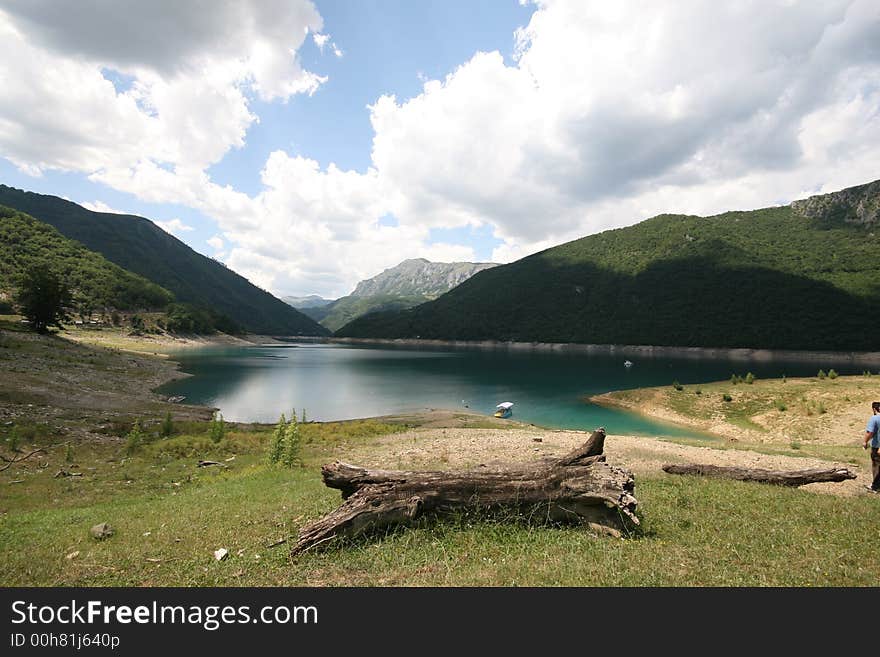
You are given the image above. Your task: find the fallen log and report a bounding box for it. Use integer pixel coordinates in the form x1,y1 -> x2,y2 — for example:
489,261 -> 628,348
293,428 -> 638,554
661,463 -> 857,486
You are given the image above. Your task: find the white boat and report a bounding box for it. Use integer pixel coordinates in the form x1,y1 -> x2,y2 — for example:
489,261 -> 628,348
494,401 -> 514,419
624,360 -> 633,368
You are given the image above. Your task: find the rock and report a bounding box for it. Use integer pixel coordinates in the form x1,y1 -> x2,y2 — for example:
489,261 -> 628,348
66,550 -> 80,560
90,522 -> 114,540
213,548 -> 229,561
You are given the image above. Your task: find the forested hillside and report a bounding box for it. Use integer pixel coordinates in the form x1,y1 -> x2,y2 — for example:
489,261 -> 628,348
0,205 -> 172,314
0,185 -> 328,335
338,180 -> 880,351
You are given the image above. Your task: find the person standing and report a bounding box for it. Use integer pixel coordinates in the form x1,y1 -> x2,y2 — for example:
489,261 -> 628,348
864,401 -> 880,492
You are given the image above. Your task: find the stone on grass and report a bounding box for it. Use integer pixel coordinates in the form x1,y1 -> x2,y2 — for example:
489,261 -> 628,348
214,548 -> 229,561
90,522 -> 114,540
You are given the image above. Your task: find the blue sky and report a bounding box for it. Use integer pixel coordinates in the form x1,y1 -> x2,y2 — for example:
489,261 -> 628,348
1,1 -> 877,297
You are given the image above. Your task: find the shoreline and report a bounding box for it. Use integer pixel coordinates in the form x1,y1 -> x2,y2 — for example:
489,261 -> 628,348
331,336 -> 880,364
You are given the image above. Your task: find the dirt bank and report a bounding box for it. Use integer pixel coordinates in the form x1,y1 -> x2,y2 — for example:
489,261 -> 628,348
332,424 -> 873,497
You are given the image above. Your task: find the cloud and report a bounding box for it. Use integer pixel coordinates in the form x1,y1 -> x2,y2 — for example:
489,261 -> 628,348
313,33 -> 330,49
369,0 -> 880,250
0,0 -> 324,177
207,235 -> 225,251
80,200 -> 128,214
154,218 -> 194,236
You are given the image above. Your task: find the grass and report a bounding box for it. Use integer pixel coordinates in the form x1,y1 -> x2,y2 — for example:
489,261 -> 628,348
596,373 -> 880,445
2,418 -> 879,586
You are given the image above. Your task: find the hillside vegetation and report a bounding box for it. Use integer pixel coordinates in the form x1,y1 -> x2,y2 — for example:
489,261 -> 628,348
0,205 -> 173,314
0,185 -> 328,336
339,180 -> 880,351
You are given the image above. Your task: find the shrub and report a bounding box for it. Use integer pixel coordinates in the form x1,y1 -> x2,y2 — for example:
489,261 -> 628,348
65,443 -> 74,462
817,369 -> 827,379
790,441 -> 801,450
817,402 -> 826,414
828,369 -> 838,379
126,419 -> 144,455
209,412 -> 226,444
282,416 -> 301,468
267,413 -> 287,464
781,374 -> 786,384
722,394 -> 733,402
672,380 -> 683,391
776,400 -> 787,412
745,372 -> 755,385
730,374 -> 738,385
160,411 -> 174,438
694,389 -> 702,395
7,425 -> 20,452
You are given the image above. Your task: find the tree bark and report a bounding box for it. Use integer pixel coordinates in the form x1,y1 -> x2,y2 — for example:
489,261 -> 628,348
661,463 -> 856,486
293,428 -> 638,554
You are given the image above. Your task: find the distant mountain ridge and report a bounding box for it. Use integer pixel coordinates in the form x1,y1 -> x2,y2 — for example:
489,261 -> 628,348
282,295 -> 335,309
0,185 -> 328,336
350,258 -> 498,297
303,258 -> 498,332
338,179 -> 880,351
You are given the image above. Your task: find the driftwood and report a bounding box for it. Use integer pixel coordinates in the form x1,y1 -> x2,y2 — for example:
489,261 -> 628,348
0,448 -> 46,472
293,428 -> 638,554
197,460 -> 227,468
662,463 -> 857,486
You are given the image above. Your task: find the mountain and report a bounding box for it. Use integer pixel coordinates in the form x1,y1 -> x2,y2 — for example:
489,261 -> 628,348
0,185 -> 329,336
0,205 -> 173,313
310,258 -> 499,332
338,179 -> 880,351
349,258 -> 498,297
282,294 -> 335,309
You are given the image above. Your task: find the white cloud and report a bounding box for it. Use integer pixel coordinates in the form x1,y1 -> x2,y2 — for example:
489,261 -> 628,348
367,0 -> 880,255
0,1 -> 324,176
154,218 -> 194,236
207,235 -> 225,251
80,200 -> 128,214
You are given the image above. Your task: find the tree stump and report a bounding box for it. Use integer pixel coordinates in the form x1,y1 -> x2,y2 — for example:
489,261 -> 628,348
661,463 -> 857,486
293,428 -> 638,554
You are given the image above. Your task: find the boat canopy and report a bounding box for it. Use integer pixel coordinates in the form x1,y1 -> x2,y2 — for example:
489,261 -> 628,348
496,402 -> 514,410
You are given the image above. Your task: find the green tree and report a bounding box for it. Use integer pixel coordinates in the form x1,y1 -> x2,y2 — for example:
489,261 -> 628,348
745,372 -> 755,385
15,265 -> 72,333
160,411 -> 174,438
126,419 -> 143,455
817,369 -> 827,379
209,412 -> 226,444
828,369 -> 838,379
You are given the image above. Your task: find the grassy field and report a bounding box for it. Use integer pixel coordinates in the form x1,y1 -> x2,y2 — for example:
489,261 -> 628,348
3,323 -> 880,586
593,372 -> 880,451
3,415 -> 880,586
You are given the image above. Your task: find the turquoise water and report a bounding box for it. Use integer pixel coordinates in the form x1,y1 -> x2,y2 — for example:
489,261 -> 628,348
158,342 -> 860,437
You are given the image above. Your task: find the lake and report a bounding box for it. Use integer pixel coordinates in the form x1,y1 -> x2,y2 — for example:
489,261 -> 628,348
157,342 -> 862,437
